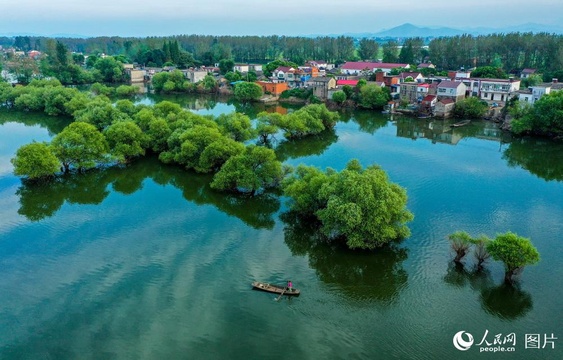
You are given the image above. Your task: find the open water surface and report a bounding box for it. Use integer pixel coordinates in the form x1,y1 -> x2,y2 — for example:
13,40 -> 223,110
0,97 -> 562,359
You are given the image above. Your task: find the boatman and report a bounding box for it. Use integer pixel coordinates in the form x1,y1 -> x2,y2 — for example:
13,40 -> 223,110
287,280 -> 293,292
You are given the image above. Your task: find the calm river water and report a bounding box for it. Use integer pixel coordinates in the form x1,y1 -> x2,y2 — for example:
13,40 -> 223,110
0,95 -> 562,359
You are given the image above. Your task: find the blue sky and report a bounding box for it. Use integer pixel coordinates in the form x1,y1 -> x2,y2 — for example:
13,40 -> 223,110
2,0 -> 563,37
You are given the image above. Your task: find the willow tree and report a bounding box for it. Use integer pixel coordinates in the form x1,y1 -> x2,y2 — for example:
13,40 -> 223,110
283,159 -> 413,250
51,122 -> 109,172
11,142 -> 60,180
487,232 -> 540,284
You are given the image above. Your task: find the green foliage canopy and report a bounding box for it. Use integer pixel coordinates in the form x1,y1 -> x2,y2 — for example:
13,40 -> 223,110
11,142 -> 60,179
487,232 -> 540,283
283,159 -> 413,250
51,122 -> 109,171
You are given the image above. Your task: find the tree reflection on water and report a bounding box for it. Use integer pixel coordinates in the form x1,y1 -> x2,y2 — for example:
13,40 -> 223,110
281,211 -> 408,305
16,157 -> 280,229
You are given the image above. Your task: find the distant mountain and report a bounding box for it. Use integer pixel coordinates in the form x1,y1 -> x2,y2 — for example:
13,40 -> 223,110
337,23 -> 563,39
373,23 -> 465,38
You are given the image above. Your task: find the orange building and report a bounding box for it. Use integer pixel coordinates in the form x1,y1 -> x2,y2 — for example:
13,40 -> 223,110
256,81 -> 289,96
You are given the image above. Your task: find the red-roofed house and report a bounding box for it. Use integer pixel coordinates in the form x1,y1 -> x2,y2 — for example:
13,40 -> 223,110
422,95 -> 437,107
337,79 -> 358,87
340,62 -> 409,75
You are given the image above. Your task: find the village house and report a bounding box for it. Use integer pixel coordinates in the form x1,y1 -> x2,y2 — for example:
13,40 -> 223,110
448,70 -> 472,80
126,68 -> 145,83
454,77 -> 521,102
28,50 -> 41,59
272,66 -> 307,87
421,95 -> 437,108
375,72 -> 400,87
339,62 -> 409,75
306,60 -> 334,71
518,79 -> 563,105
255,81 -> 289,96
437,81 -> 467,102
417,83 -> 430,99
399,82 -> 419,104
478,78 -> 521,102
306,77 -> 337,100
417,63 -> 435,69
184,69 -> 208,83
233,64 -> 249,73
520,68 -> 537,79
399,72 -> 424,83
336,79 -> 359,87
298,66 -> 319,78
434,98 -> 456,117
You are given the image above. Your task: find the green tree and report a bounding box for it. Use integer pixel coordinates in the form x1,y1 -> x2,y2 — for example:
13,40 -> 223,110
359,84 -> 390,109
255,112 -> 281,143
487,232 -> 540,283
116,85 -> 140,97
218,58 -> 235,75
198,138 -> 245,173
93,56 -> 126,83
453,97 -> 488,118
510,91 -> 563,137
332,90 -> 347,105
216,112 -> 256,141
448,231 -> 472,263
11,142 -> 60,180
224,71 -> 242,82
283,159 -> 413,250
202,74 -> 218,91
233,82 -> 263,102
382,41 -> 399,63
104,121 -> 147,162
471,235 -> 491,269
471,66 -> 508,79
51,122 -> 109,172
211,145 -> 283,195
358,38 -> 379,61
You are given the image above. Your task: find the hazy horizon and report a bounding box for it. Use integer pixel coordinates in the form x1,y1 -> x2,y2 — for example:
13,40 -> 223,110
1,0 -> 562,38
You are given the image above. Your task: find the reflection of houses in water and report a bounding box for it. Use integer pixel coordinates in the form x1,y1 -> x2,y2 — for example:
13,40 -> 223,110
265,105 -> 288,115
185,98 -> 215,111
396,119 -> 502,145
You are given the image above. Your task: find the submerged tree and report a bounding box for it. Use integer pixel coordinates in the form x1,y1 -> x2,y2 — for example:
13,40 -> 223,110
487,232 -> 540,284
471,235 -> 491,269
448,231 -> 472,263
51,122 -> 109,172
211,145 -> 283,195
11,142 -> 60,180
283,159 -> 413,250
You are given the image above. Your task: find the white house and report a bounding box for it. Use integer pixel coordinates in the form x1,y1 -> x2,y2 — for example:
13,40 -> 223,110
437,81 -> 467,102
233,64 -> 250,73
479,78 -> 521,102
519,81 -> 563,104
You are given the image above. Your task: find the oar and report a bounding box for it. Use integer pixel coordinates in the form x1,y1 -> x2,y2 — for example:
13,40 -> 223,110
276,287 -> 287,301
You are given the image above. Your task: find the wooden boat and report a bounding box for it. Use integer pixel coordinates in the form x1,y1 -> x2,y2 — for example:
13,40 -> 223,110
452,120 -> 471,127
252,281 -> 300,296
